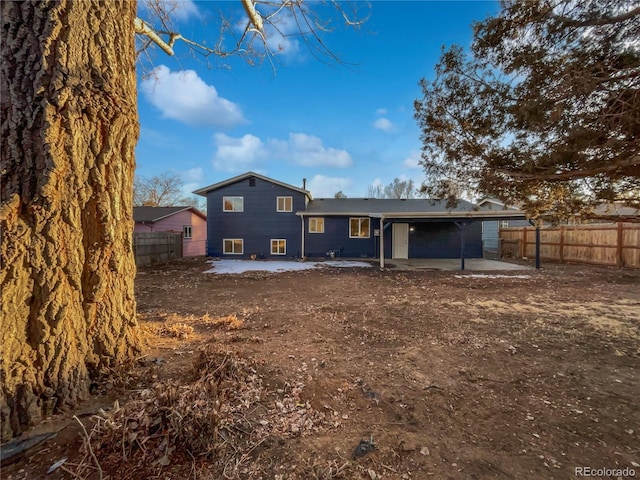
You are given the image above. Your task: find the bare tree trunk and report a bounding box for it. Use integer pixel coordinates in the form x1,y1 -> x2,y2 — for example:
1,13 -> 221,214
1,0 -> 141,440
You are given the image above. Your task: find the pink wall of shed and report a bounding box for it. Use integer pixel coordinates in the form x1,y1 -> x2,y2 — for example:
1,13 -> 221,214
183,212 -> 207,257
134,210 -> 207,256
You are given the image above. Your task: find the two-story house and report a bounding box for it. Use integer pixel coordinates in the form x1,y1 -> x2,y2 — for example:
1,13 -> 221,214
194,172 -> 528,267
194,172 -> 310,258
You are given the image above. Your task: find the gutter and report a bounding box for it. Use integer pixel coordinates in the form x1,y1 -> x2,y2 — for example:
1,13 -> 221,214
296,210 -> 527,219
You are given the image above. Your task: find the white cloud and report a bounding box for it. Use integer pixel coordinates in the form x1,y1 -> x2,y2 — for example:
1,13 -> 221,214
212,133 -> 266,172
376,108 -> 388,115
270,133 -> 352,168
264,13 -> 302,60
403,150 -> 422,169
307,175 -> 352,198
374,118 -> 394,132
149,0 -> 202,22
141,0 -> 201,22
233,7 -> 301,61
211,132 -> 352,172
166,0 -> 201,22
179,167 -> 204,183
182,182 -> 200,199
141,65 -> 246,128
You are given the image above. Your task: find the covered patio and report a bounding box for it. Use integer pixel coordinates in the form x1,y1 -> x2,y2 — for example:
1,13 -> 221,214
384,258 -> 531,271
376,210 -> 536,270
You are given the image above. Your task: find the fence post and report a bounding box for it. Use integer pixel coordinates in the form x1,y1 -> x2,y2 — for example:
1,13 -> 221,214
559,226 -> 565,263
522,227 -> 527,258
616,222 -> 624,267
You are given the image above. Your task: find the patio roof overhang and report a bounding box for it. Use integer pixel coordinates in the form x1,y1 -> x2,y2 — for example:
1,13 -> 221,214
296,209 -> 532,270
297,210 -> 528,221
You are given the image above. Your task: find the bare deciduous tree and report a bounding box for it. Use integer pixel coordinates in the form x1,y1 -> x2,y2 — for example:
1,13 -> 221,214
367,178 -> 415,199
134,173 -> 199,207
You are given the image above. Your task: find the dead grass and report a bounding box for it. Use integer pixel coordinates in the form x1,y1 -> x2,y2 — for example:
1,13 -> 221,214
202,313 -> 245,331
70,346 -> 265,478
155,322 -> 194,339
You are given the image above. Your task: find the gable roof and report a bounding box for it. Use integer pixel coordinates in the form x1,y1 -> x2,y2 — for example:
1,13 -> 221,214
133,206 -> 206,223
593,203 -> 639,218
193,171 -> 312,199
299,198 -> 527,220
477,198 -> 522,210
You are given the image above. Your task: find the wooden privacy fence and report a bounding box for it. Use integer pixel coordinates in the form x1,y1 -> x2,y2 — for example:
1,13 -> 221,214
500,223 -> 640,268
133,232 -> 182,266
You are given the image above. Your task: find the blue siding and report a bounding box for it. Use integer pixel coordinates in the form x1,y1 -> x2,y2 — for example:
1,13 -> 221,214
303,217 -> 482,259
206,177 -> 305,258
383,221 -> 482,259
304,217 -> 381,258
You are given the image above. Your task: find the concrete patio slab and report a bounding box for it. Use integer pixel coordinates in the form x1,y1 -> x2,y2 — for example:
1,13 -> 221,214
386,258 -> 532,271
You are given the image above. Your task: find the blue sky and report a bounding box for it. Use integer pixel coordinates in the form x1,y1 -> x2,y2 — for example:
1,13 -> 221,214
136,1 -> 498,200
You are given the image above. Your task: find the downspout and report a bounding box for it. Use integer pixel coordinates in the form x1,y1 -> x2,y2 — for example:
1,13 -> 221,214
300,214 -> 305,258
380,215 -> 385,269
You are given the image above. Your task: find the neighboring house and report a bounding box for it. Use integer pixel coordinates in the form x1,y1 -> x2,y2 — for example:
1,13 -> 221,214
195,172 -> 528,267
578,203 -> 640,224
133,206 -> 207,257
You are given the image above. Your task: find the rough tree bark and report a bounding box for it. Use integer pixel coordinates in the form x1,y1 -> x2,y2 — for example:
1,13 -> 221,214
1,1 -> 141,440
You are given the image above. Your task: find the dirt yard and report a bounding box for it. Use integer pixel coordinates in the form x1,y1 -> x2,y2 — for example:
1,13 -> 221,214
3,257 -> 640,479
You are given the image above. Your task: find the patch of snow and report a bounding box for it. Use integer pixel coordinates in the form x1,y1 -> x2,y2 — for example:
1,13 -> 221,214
204,259 -> 372,275
454,274 -> 531,279
324,261 -> 372,268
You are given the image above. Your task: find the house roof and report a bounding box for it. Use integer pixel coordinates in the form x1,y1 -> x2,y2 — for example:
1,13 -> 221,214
133,206 -> 206,223
298,198 -> 528,220
193,171 -> 312,199
477,198 -> 522,211
593,203 -> 639,218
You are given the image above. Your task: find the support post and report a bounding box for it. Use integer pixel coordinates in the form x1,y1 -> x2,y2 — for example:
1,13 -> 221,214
529,219 -> 541,269
535,226 -> 541,269
379,216 -> 385,269
616,222 -> 624,267
455,221 -> 466,271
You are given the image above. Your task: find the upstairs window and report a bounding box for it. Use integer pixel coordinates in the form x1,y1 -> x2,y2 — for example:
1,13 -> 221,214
309,217 -> 324,233
223,196 -> 244,212
183,225 -> 192,239
277,196 -> 293,212
350,218 -> 370,238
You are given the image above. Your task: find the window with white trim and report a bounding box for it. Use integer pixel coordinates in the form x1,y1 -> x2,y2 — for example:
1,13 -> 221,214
223,196 -> 244,212
309,217 -> 324,233
183,225 -> 192,238
349,217 -> 370,238
223,239 -> 243,254
271,239 -> 286,255
277,196 -> 293,212
500,220 -> 510,228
